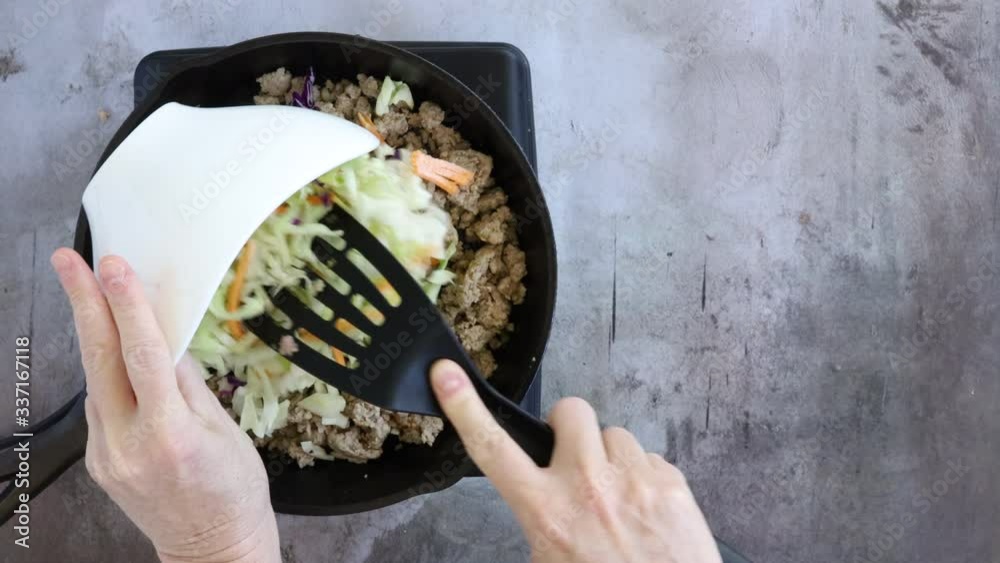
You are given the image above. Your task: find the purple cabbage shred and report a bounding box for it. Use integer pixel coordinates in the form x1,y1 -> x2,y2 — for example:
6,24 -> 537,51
291,67 -> 316,109
292,217 -> 302,225
226,374 -> 246,388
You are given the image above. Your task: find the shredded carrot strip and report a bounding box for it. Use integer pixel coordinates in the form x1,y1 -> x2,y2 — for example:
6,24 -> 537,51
306,195 -> 324,205
356,112 -> 384,142
275,203 -> 289,215
331,347 -> 347,366
363,305 -> 384,325
335,318 -> 353,333
298,329 -> 322,344
411,151 -> 474,195
299,329 -> 347,365
416,170 -> 458,194
226,241 -> 256,339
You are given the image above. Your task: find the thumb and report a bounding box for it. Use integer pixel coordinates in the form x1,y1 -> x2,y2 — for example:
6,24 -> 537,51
430,360 -> 541,497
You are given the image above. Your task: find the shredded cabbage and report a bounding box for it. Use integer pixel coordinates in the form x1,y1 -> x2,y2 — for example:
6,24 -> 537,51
298,391 -> 349,428
374,76 -> 415,116
300,441 -> 336,460
189,143 -> 456,438
390,83 -> 414,111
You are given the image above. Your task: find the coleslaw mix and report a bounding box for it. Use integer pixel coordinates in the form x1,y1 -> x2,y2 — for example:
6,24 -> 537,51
187,94 -> 462,457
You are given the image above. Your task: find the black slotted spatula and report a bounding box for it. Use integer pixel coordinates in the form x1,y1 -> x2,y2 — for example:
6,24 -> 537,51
244,205 -> 555,466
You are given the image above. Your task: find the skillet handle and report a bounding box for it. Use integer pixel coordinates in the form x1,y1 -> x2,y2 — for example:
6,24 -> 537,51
466,371 -> 555,467
716,537 -> 753,563
0,392 -> 88,526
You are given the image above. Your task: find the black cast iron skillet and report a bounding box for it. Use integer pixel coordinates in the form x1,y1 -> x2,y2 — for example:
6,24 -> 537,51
2,31 -> 557,520
0,32 -> 749,563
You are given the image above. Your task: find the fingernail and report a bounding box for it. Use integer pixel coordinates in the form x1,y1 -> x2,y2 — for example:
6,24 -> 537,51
99,257 -> 127,293
431,361 -> 468,398
50,251 -> 72,274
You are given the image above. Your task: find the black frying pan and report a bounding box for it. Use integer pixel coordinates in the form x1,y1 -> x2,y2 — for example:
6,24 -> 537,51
0,33 -> 749,563
2,31 -> 556,519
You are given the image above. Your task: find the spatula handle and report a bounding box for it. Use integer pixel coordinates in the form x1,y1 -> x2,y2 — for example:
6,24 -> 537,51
466,371 -> 555,467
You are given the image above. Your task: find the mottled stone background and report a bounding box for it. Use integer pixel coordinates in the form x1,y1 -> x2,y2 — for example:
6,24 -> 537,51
1,0 -> 998,562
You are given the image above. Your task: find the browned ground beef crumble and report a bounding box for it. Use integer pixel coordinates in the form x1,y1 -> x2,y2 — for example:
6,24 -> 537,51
208,68 -> 527,467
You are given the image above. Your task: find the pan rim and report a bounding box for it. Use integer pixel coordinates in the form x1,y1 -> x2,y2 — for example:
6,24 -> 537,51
72,32 -> 558,514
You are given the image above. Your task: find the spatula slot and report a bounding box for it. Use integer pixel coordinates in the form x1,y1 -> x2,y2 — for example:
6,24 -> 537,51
344,249 -> 402,307
269,288 -> 368,358
308,279 -> 383,332
312,238 -> 395,315
295,329 -> 356,369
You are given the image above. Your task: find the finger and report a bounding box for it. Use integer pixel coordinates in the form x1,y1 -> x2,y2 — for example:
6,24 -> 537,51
647,452 -> 671,469
83,397 -> 112,485
51,249 -> 135,420
83,396 -> 104,435
547,397 -> 607,469
430,360 -> 542,501
651,456 -> 689,488
601,427 -> 649,470
175,353 -> 227,421
97,255 -> 180,407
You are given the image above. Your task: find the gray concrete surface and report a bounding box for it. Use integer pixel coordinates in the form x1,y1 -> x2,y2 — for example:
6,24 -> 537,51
2,1 -> 999,562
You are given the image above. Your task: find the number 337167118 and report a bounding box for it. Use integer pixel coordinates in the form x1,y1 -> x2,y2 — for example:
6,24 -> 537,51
15,336 -> 30,422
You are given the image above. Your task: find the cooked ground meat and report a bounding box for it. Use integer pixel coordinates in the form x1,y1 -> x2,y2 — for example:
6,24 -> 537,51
410,101 -> 446,129
245,70 -> 528,466
470,206 -> 512,245
315,100 -> 336,115
256,67 -> 292,97
426,125 -> 470,156
440,149 -> 493,211
471,349 -> 498,377
357,73 -> 381,98
375,111 -> 410,146
253,94 -> 282,106
333,94 -> 355,119
389,411 -> 445,445
477,188 -> 508,213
